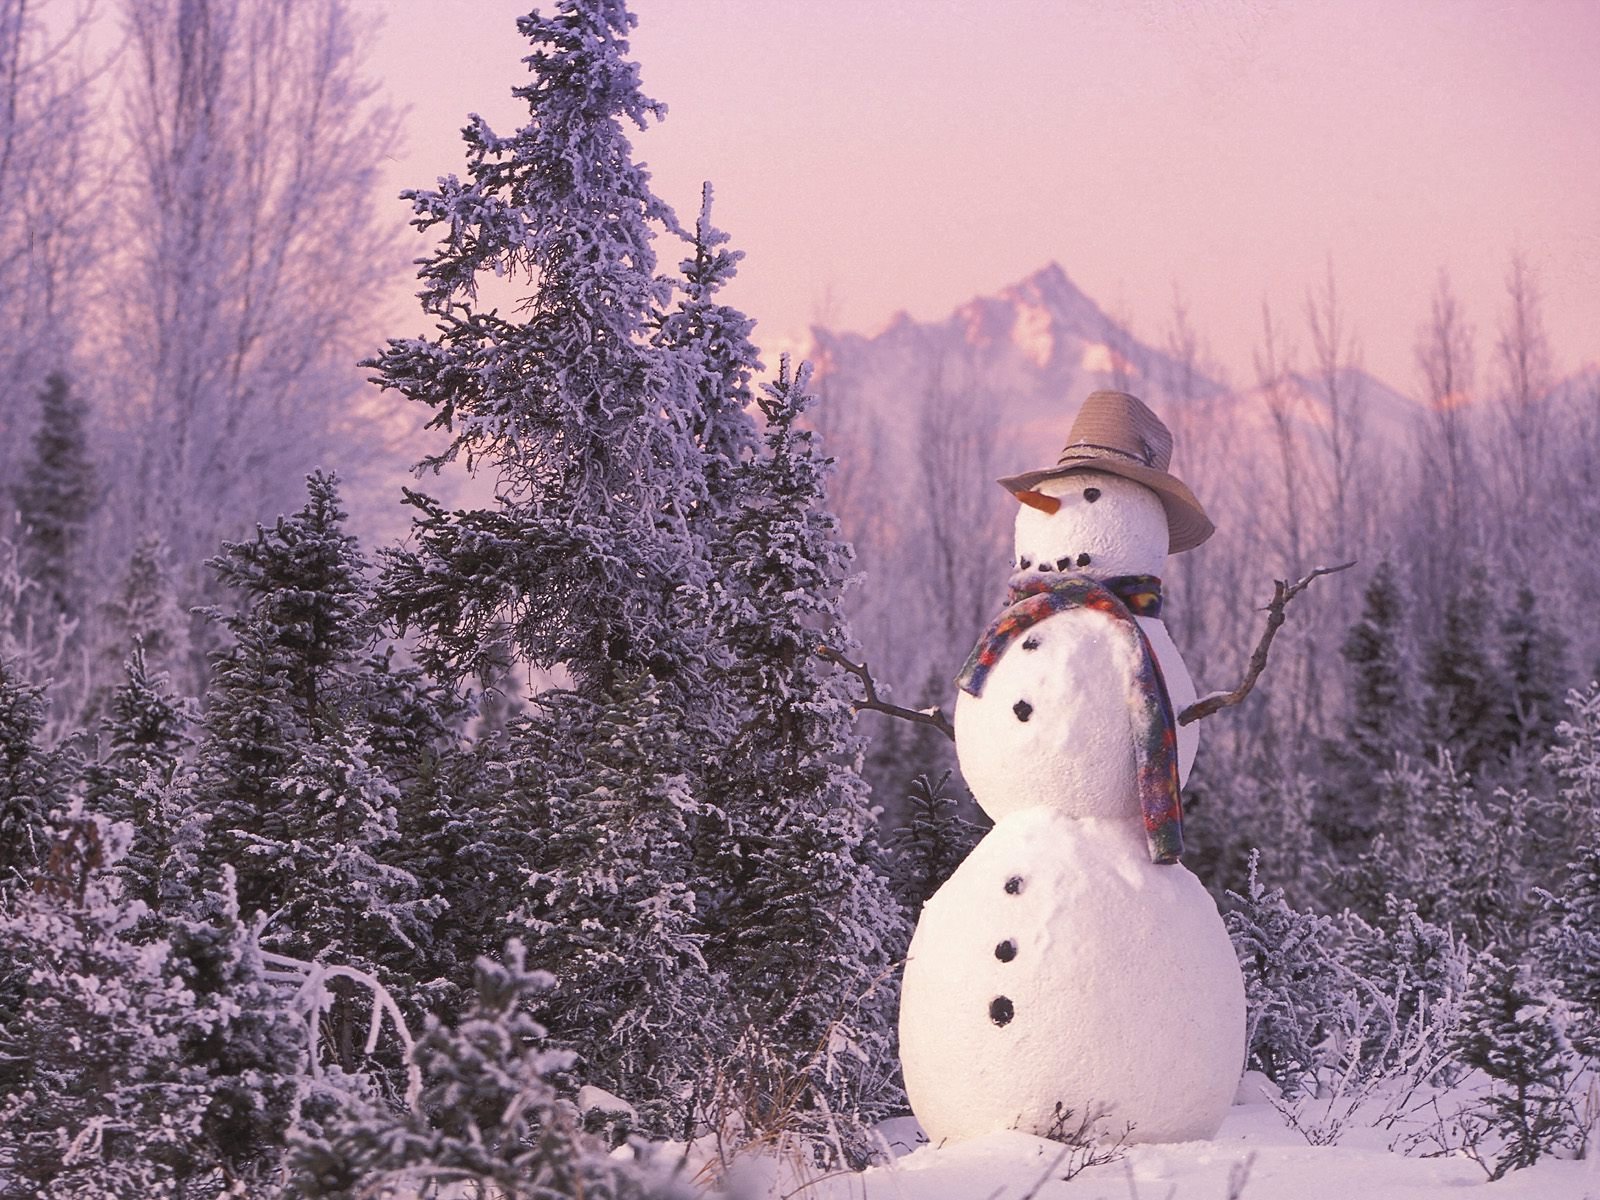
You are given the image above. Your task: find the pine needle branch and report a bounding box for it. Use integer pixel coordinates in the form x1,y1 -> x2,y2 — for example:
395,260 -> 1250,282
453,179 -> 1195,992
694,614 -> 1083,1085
1179,561 -> 1356,725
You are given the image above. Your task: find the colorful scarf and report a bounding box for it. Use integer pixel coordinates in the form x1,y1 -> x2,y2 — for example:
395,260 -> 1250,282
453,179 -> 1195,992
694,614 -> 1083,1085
955,573 -> 1183,865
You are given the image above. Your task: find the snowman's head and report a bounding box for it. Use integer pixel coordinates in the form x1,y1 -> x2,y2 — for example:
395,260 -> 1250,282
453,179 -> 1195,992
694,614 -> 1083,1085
1012,470 -> 1168,579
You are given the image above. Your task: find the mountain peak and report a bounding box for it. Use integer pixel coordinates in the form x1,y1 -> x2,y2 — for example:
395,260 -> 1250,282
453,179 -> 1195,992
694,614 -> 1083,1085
998,262 -> 1113,343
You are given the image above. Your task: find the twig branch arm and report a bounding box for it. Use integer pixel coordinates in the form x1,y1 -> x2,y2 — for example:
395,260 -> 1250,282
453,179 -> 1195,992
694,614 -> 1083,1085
1178,561 -> 1356,726
818,646 -> 956,742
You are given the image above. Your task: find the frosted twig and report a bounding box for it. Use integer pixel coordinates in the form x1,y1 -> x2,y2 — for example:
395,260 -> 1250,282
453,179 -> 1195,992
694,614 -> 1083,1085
259,949 -> 422,1111
817,646 -> 956,741
1179,561 -> 1355,726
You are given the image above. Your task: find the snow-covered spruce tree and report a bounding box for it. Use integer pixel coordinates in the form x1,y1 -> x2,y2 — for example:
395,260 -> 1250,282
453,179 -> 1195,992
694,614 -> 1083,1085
887,771 -> 983,912
288,940 -> 689,1200
1498,585 -> 1569,761
1451,951 -> 1580,1178
82,643 -> 194,915
1338,750 -> 1537,947
370,0 -> 709,696
1544,681 -> 1600,848
367,1 -> 906,1156
11,372 -> 98,632
1316,561 -> 1417,857
94,537 -> 191,703
1535,840 -> 1600,1060
1339,896 -> 1468,1075
0,812 -> 306,1198
1421,569 -> 1510,777
1226,850 -> 1347,1096
0,656 -> 65,897
695,361 -> 909,1148
655,182 -> 764,522
360,0 -> 728,1103
189,473 -> 438,1063
496,674 -> 707,1125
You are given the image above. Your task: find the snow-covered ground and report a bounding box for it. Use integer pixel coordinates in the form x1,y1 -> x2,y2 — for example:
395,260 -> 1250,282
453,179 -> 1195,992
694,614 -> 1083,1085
835,1108 -> 1597,1200
698,1100 -> 1599,1200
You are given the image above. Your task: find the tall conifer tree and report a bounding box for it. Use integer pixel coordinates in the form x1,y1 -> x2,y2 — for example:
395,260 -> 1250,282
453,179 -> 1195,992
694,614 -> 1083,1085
12,372 -> 97,628
0,658 -> 62,896
1422,569 -> 1508,775
364,1 -> 906,1155
188,474 -> 434,1044
699,362 -> 908,1138
371,0 -> 707,695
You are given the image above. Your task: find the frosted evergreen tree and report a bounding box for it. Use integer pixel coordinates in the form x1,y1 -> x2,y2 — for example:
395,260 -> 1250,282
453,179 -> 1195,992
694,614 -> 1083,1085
207,471 -> 373,740
698,361 -> 909,1143
1422,569 -> 1509,776
1535,840 -> 1600,1059
1499,585 -> 1568,760
887,771 -> 983,912
370,0 -> 709,695
366,0 -> 905,1151
83,643 -> 194,914
1543,681 -> 1600,847
1340,896 -> 1468,1073
655,183 -> 763,531
288,941 -> 689,1200
189,473 -> 437,1062
1226,850 -> 1346,1096
0,811 -> 305,1198
267,729 -> 438,1070
1451,952 -> 1579,1178
1342,562 -> 1417,767
1340,751 -> 1536,947
1319,561 -> 1416,854
368,711 -> 505,1020
11,372 -> 97,631
500,675 -> 707,1124
96,536 -> 192,698
190,597 -> 300,915
0,656 -> 62,897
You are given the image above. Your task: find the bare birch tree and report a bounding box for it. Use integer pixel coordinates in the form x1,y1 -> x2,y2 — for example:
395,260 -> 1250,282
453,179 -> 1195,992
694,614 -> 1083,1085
915,339 -> 1010,660
1491,252 -> 1555,548
0,0 -> 99,496
1305,260 -> 1365,558
1412,269 -> 1479,598
1256,300 -> 1305,570
106,0 -> 400,583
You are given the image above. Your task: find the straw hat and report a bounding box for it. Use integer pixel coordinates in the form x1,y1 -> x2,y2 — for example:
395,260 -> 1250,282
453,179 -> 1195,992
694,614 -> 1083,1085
997,390 -> 1214,554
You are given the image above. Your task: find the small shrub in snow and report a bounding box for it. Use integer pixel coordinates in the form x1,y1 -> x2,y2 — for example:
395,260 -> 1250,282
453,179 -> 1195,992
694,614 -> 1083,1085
886,770 -> 983,911
287,939 -> 688,1199
1449,952 -> 1581,1178
1227,850 -> 1346,1097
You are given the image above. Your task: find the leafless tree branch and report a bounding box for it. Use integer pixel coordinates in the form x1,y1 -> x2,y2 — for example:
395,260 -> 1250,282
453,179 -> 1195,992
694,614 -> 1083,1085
818,645 -> 956,741
1179,561 -> 1356,725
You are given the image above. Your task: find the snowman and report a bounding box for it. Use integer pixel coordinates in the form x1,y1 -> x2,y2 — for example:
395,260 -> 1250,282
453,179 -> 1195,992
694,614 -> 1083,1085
898,390 -> 1245,1147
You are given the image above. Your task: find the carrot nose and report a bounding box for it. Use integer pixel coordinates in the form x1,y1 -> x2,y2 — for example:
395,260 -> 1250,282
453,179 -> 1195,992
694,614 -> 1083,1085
1014,489 -> 1061,515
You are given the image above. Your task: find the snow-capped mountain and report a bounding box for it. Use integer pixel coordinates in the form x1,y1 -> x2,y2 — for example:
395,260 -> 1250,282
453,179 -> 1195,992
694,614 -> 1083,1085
807,263 -> 1227,481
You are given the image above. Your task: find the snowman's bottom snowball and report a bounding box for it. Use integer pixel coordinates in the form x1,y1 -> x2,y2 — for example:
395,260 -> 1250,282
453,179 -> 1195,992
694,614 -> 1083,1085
898,810 -> 1245,1146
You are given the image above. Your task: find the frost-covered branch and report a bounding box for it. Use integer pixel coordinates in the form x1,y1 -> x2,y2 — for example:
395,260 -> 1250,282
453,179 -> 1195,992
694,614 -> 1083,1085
259,947 -> 422,1111
817,646 -> 956,741
1180,561 -> 1356,726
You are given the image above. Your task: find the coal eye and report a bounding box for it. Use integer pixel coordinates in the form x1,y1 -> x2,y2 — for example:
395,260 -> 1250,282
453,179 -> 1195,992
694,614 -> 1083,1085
1083,487 -> 1101,503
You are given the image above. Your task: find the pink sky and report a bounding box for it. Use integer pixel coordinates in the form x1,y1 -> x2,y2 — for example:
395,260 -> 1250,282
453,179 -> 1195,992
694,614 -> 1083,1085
366,1 -> 1600,392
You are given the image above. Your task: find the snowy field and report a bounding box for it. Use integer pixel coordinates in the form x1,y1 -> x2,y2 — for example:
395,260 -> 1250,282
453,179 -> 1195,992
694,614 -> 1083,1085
733,1103 -> 1600,1200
